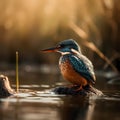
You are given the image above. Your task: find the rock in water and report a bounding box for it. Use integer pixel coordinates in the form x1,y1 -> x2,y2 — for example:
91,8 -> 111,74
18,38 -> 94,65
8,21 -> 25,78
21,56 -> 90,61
0,75 -> 15,98
53,85 -> 103,96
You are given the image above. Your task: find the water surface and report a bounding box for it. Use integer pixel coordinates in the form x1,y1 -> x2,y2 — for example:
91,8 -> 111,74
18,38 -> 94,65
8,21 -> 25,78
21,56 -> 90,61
0,65 -> 120,120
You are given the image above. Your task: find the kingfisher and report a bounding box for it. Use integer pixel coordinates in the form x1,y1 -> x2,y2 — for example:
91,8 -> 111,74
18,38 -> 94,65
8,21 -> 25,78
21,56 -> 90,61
41,39 -> 96,91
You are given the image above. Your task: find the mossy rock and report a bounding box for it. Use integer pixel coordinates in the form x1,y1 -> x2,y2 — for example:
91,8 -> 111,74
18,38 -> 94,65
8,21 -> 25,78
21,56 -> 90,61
53,85 -> 103,96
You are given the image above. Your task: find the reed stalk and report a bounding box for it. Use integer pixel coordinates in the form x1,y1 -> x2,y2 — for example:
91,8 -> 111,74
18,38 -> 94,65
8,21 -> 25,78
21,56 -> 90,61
16,51 -> 19,93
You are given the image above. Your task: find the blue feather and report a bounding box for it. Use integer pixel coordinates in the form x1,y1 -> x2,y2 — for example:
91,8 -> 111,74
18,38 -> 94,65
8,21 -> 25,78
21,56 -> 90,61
68,54 -> 96,84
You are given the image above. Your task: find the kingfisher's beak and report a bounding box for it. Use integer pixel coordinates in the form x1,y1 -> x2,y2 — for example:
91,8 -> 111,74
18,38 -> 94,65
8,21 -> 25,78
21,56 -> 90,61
41,46 -> 59,53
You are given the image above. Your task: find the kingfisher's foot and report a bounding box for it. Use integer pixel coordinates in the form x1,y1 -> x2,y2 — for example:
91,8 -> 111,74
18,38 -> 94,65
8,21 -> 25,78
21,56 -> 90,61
74,85 -> 83,92
68,84 -> 80,89
68,84 -> 83,91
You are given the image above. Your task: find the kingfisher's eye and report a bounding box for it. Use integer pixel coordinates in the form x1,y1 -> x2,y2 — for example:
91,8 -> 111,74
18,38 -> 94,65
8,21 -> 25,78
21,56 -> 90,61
57,44 -> 65,48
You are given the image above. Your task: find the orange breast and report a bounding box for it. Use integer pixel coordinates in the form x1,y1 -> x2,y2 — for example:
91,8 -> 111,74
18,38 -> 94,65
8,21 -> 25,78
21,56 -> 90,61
59,60 -> 88,86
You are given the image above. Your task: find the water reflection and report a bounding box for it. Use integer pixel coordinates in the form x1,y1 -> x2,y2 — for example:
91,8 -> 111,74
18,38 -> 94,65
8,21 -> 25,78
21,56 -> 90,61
0,92 -> 97,120
59,96 -> 96,120
0,98 -> 61,120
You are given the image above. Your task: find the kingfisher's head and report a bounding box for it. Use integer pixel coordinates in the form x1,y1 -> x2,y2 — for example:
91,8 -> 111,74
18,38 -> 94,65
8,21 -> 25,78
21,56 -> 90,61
41,39 -> 81,55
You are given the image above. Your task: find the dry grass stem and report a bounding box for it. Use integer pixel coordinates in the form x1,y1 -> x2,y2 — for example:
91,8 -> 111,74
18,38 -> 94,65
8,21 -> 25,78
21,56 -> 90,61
69,22 -> 118,73
16,51 -> 19,93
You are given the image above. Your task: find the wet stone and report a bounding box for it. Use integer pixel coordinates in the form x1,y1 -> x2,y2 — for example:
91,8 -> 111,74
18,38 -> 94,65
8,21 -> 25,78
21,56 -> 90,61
53,85 -> 103,96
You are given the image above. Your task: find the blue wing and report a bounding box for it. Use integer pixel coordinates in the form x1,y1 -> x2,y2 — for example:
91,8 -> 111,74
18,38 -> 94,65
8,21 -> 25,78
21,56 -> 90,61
69,55 -> 96,84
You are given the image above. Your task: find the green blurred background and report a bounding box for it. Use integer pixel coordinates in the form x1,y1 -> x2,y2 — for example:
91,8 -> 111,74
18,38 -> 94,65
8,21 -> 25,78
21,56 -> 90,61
0,0 -> 120,70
